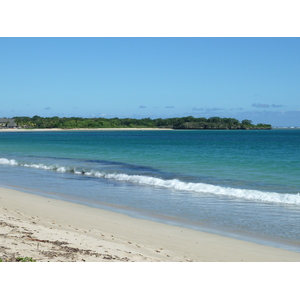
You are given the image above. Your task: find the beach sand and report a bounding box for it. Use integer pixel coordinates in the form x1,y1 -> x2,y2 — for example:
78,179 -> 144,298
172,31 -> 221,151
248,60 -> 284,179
0,128 -> 173,132
1,186 -> 300,262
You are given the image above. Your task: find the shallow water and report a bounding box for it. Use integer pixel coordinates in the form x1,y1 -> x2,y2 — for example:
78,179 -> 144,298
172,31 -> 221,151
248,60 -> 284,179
1,129 -> 300,251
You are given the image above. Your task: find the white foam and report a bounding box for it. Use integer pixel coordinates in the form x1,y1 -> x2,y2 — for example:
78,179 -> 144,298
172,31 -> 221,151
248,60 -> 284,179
1,157 -> 300,205
95,172 -> 300,205
0,158 -> 18,166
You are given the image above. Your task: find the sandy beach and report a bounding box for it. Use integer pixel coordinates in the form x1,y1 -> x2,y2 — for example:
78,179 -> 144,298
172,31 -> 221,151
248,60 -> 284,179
1,186 -> 300,262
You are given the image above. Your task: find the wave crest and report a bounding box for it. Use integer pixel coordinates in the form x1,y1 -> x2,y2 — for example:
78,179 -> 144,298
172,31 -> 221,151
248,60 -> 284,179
1,157 -> 299,205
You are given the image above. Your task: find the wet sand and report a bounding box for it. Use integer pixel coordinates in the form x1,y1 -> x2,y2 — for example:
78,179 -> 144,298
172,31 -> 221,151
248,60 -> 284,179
1,187 -> 300,262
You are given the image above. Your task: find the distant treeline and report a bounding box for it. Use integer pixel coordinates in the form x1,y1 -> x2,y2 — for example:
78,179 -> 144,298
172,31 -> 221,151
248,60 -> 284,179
13,115 -> 272,130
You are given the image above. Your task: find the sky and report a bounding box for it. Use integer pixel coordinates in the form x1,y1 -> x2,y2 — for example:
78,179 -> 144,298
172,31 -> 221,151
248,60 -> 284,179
1,37 -> 299,126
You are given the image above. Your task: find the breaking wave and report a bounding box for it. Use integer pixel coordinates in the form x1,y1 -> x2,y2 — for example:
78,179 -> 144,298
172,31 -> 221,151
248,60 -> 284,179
1,157 -> 300,205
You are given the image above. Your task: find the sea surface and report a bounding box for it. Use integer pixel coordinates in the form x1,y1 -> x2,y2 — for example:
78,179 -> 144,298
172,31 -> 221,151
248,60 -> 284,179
1,129 -> 300,252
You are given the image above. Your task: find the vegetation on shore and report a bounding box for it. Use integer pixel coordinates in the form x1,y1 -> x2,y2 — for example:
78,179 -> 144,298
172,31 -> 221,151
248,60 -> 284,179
0,256 -> 36,262
13,115 -> 272,130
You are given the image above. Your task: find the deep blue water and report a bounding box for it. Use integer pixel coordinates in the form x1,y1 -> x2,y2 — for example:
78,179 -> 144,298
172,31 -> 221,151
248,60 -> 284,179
1,129 -> 300,252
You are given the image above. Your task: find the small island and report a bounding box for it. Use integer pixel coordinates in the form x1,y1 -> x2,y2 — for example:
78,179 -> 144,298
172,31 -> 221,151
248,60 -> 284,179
3,116 -> 272,130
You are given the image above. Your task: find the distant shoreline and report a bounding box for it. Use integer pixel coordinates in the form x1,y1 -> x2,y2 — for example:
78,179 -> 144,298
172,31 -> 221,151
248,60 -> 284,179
2,127 -> 300,132
0,127 -> 278,132
0,128 -> 174,132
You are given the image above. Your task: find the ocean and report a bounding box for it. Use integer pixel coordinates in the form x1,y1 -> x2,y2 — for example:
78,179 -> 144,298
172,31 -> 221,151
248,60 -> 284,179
1,129 -> 300,252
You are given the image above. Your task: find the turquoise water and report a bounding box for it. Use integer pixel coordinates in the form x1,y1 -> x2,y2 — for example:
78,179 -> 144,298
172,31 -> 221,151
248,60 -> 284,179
1,129 -> 300,251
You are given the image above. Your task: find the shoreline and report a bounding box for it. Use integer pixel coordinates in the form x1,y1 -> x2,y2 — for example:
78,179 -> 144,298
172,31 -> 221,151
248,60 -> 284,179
0,127 -> 277,132
1,186 -> 300,262
0,128 -> 174,132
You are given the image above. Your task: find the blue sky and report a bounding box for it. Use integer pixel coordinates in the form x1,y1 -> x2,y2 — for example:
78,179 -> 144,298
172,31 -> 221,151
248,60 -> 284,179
1,37 -> 299,126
